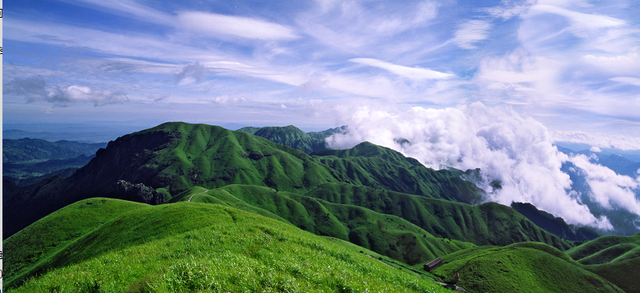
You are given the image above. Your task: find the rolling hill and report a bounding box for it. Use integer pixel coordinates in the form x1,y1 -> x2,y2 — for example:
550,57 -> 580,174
432,242 -> 623,292
567,234 -> 640,293
4,198 -> 451,292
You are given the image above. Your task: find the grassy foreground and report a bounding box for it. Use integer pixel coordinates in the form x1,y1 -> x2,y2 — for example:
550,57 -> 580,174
6,199 -> 449,293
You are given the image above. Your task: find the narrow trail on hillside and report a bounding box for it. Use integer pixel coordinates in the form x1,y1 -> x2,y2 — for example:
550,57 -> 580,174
188,190 -> 209,202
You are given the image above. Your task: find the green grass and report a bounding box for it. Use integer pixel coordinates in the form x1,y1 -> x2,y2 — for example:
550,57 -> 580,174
6,200 -> 451,293
3,198 -> 148,286
167,183 -> 572,268
566,233 -> 640,292
432,242 -> 622,293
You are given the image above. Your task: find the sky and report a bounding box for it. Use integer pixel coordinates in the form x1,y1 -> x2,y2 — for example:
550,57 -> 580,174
4,0 -> 640,138
4,0 -> 640,231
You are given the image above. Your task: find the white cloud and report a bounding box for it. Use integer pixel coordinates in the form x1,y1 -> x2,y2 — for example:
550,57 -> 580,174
570,154 -> 640,215
610,77 -> 640,87
552,130 -> 640,150
590,146 -> 602,153
454,20 -> 492,49
61,0 -> 173,25
177,11 -> 298,40
212,95 -> 246,105
349,58 -> 454,80
326,102 -> 619,229
529,4 -> 625,30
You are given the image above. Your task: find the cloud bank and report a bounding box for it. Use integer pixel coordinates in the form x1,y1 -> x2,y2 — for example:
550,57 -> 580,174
326,103 -> 640,230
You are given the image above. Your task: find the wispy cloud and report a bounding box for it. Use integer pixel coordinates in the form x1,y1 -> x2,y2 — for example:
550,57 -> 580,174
349,58 -> 454,80
454,19 -> 492,49
176,11 -> 298,40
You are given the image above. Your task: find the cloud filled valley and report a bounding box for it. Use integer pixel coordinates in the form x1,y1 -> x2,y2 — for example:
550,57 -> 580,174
326,102 -> 640,232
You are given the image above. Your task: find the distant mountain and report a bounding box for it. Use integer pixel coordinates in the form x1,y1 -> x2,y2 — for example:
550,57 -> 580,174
511,202 -> 599,241
3,138 -> 105,185
307,125 -> 348,140
3,138 -> 105,163
238,125 -> 329,154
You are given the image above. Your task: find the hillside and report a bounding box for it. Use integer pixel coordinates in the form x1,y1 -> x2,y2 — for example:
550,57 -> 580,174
4,199 -> 451,293
511,202 -> 599,241
313,142 -> 483,203
3,122 -> 345,237
433,242 -> 622,293
238,125 -> 328,154
567,234 -> 640,292
4,122 -> 481,238
170,183 -> 573,265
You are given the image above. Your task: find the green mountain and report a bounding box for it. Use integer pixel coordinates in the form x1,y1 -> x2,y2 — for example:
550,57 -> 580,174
313,142 -> 483,203
511,202 -> 600,241
567,234 -> 640,293
3,122 -> 342,237
167,183 -> 573,265
4,122 -> 480,238
7,121 -> 638,292
238,125 -> 328,154
432,242 -> 622,292
5,198 -> 451,292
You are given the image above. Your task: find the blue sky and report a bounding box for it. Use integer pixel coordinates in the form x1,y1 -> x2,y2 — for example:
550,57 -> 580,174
4,0 -> 640,147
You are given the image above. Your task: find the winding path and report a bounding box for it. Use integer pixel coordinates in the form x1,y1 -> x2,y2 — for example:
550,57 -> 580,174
188,190 -> 209,202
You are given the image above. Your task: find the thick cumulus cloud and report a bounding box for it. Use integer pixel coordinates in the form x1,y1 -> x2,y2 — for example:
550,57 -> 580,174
324,102 -> 640,230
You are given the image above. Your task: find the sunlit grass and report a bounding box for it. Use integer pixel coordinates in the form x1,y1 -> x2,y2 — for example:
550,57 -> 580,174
8,202 -> 449,293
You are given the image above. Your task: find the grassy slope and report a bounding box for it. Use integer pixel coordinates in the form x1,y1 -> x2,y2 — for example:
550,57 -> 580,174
136,122 -> 342,194
4,198 -> 148,286
433,242 -> 622,293
249,125 -> 327,154
567,234 -> 640,293
171,183 -> 573,267
314,142 -> 483,204
6,200 -> 450,293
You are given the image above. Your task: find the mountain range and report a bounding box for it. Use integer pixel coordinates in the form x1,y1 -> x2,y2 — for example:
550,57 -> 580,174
4,122 -> 639,292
